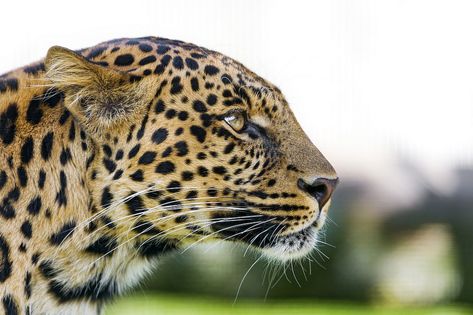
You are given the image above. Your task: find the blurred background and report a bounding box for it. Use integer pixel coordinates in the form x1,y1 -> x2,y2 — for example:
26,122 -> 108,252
1,0 -> 472,314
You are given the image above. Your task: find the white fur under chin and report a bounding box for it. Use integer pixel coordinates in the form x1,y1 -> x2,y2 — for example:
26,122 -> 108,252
261,226 -> 319,262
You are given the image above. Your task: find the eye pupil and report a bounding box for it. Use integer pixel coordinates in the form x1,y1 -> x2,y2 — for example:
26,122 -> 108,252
224,111 -> 246,131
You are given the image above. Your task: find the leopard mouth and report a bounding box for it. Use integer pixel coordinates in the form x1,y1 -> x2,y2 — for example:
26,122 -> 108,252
210,210 -> 320,261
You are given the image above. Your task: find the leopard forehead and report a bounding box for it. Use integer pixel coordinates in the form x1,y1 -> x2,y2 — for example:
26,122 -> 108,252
80,36 -> 287,122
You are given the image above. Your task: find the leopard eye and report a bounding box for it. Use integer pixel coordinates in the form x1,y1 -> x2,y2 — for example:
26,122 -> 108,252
224,111 -> 246,132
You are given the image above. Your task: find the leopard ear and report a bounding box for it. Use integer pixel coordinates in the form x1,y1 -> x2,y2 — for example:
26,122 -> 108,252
45,46 -> 153,136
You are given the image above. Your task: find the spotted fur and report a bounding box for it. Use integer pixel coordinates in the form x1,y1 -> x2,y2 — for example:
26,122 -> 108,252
0,37 -> 338,314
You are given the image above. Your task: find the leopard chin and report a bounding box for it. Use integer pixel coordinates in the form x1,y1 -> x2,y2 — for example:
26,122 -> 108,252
261,225 -> 319,262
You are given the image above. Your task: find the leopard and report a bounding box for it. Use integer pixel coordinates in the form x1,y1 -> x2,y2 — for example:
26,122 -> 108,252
0,36 -> 338,314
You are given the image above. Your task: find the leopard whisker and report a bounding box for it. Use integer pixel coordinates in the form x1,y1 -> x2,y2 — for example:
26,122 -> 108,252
234,254 -> 264,304
181,217 -> 276,254
124,202 -> 252,237
298,259 -> 308,282
105,202 -> 251,241
243,224 -> 274,257
84,214 -> 260,271
69,186 -> 229,245
315,239 -> 335,248
139,214 -> 263,254
82,203 -> 248,242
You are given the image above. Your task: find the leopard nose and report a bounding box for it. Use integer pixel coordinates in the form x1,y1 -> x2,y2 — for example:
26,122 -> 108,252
297,177 -> 339,209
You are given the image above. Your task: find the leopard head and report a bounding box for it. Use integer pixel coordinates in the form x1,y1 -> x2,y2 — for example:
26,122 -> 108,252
44,37 -> 338,262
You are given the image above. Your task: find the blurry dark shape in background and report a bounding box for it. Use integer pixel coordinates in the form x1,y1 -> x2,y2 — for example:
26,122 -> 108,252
383,168 -> 473,304
141,165 -> 473,306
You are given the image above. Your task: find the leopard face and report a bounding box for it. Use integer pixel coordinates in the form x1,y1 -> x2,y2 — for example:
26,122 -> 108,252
44,37 -> 338,262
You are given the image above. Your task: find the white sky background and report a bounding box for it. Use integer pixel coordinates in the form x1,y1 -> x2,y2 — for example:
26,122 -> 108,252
1,0 -> 472,200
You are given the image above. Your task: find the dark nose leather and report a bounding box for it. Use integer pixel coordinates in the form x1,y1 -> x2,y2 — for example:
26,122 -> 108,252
297,177 -> 339,209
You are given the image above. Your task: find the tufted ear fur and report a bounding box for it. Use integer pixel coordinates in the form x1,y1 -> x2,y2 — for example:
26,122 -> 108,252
44,46 -> 154,137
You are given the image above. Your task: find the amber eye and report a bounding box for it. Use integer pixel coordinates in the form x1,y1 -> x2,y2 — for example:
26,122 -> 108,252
224,111 -> 247,132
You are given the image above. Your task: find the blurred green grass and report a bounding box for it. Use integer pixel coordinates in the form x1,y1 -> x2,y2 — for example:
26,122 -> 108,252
106,294 -> 472,315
